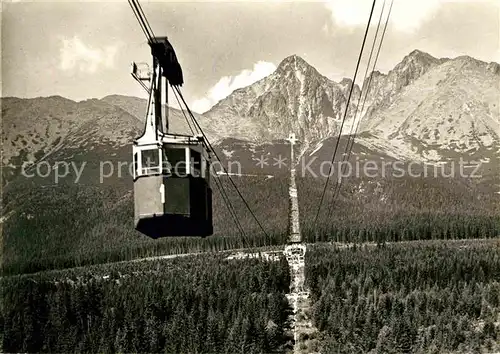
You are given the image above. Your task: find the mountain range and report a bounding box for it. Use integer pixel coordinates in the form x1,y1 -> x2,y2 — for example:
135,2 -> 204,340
203,50 -> 499,167
3,49 -> 499,185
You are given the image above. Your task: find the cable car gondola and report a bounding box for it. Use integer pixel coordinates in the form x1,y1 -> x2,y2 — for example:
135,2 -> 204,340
131,36 -> 213,238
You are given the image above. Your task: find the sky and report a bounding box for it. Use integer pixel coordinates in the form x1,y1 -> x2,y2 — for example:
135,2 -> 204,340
2,0 -> 499,113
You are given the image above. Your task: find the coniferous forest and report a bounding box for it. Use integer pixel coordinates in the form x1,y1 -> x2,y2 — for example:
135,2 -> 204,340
4,174 -> 500,276
297,176 -> 500,243
1,255 -> 293,353
2,176 -> 289,275
305,240 -> 500,353
3,166 -> 500,353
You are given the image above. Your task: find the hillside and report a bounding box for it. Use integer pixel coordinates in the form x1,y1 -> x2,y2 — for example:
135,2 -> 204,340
101,94 -> 223,143
97,50 -> 500,172
1,254 -> 293,353
203,50 -> 499,168
1,97 -> 293,274
1,96 -> 142,185
306,240 -> 500,353
358,54 -> 500,165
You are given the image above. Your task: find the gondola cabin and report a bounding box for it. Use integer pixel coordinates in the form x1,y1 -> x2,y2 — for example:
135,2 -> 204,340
133,133 -> 213,238
131,35 -> 213,238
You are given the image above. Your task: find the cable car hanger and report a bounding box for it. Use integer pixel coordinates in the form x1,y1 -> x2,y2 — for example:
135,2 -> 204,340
129,0 -> 212,238
127,0 -> 269,239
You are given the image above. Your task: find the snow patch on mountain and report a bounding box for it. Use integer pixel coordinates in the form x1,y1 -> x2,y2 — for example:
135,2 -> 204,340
309,141 -> 324,156
222,149 -> 234,159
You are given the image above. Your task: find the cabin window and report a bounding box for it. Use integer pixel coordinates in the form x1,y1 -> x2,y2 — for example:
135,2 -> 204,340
161,149 -> 170,174
205,159 -> 211,183
163,147 -> 187,176
134,153 -> 138,178
191,149 -> 201,177
141,148 -> 161,175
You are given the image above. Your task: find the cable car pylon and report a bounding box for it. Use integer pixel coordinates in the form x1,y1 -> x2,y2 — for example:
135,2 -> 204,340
131,36 -> 213,238
283,132 -> 312,353
284,131 -> 306,282
286,133 -> 302,244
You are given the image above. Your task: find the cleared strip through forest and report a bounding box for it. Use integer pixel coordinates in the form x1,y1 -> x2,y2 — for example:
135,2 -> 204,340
284,134 -> 319,353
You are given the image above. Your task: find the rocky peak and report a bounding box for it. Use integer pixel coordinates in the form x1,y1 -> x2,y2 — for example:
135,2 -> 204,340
391,50 -> 441,83
407,49 -> 437,61
487,62 -> 500,75
339,78 -> 357,91
274,54 -> 322,83
276,54 -> 312,72
203,54 -> 353,143
359,50 -> 443,111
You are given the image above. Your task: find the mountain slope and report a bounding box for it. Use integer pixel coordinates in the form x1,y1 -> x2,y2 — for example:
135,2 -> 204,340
1,97 -> 292,275
101,94 -> 222,143
1,96 -> 142,185
202,50 -> 499,169
358,55 -> 500,168
201,50 -> 453,145
357,49 -> 447,120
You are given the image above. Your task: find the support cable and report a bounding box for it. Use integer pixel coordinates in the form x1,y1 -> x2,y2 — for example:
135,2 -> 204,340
171,86 -> 196,135
312,0 -> 378,227
173,84 -> 271,239
327,0 -> 393,218
212,168 -> 248,239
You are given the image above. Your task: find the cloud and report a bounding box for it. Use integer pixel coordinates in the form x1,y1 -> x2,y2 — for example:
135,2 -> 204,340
322,22 -> 330,35
324,0 -> 444,33
191,61 -> 276,114
59,36 -> 119,73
